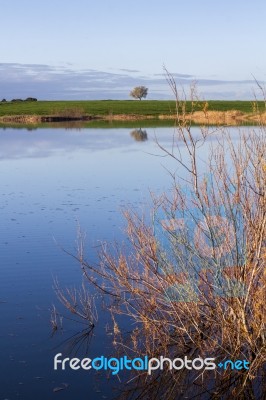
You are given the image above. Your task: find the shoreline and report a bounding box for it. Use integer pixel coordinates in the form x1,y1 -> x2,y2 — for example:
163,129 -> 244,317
0,110 -> 266,125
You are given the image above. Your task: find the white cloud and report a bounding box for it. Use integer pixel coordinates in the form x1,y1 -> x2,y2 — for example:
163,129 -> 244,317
0,63 -> 264,100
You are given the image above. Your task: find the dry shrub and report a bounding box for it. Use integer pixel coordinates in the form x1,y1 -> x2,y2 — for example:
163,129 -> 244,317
57,73 -> 266,399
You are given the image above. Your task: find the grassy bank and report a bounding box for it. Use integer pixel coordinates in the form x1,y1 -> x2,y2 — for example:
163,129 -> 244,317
0,100 -> 265,126
0,99 -> 265,117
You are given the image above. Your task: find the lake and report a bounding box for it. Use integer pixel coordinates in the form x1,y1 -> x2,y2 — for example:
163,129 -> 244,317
0,124 -> 185,399
0,124 -> 246,399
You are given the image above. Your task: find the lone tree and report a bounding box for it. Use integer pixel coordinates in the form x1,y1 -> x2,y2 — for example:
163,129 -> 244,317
130,86 -> 148,100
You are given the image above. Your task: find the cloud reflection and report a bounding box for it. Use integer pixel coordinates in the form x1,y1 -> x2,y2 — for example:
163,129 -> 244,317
0,127 -> 151,160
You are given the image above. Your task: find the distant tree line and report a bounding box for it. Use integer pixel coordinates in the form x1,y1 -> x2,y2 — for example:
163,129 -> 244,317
1,97 -> 37,103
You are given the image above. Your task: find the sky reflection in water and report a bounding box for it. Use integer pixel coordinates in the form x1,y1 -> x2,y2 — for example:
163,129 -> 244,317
0,126 -> 180,399
0,125 -> 241,399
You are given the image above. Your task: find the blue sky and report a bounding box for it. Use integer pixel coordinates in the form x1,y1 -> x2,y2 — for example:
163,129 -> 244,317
1,0 -> 265,100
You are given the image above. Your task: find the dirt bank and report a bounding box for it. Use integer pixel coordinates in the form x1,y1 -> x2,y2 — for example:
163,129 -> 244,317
0,111 -> 266,125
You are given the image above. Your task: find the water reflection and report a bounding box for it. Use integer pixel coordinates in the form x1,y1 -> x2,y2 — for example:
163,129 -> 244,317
0,125 -> 240,161
130,128 -> 148,142
0,128 -> 140,160
0,125 -> 252,399
0,125 -> 180,400
55,327 -> 95,355
0,126 -> 181,160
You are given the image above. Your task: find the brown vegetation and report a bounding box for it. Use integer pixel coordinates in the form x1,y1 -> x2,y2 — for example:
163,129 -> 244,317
55,74 -> 266,399
1,111 -> 266,125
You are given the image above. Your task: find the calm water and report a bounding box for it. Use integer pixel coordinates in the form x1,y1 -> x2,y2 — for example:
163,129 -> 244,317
0,125 -> 183,400
0,125 -> 243,399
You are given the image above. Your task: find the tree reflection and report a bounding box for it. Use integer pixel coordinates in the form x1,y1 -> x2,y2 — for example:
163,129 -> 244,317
130,129 -> 148,142
58,327 -> 95,356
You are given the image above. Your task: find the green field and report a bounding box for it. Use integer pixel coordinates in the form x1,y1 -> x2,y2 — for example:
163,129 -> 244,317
0,100 -> 265,118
